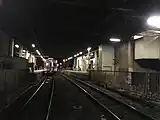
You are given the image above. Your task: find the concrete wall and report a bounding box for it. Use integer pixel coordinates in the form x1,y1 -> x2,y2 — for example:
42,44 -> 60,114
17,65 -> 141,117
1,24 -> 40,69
76,56 -> 87,71
0,71 -> 6,109
0,57 -> 28,70
0,69 -> 44,110
0,70 -> 29,109
0,30 -> 11,57
74,51 -> 98,71
116,39 -> 155,72
99,45 -> 114,71
135,36 -> 160,59
116,43 -> 129,71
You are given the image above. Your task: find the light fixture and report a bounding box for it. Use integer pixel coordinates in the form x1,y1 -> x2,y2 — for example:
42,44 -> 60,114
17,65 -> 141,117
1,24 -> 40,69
147,16 -> 160,28
48,58 -> 53,60
79,52 -> 83,55
43,58 -> 46,62
32,44 -> 35,48
15,44 -> 19,48
90,53 -> 93,56
110,38 -> 121,42
60,63 -> 62,65
35,49 -> 46,62
154,30 -> 160,34
74,54 -> 77,57
77,53 -> 79,56
68,57 -> 73,60
36,50 -> 41,56
87,47 -> 91,52
46,62 -> 49,66
40,55 -> 43,59
133,35 -> 143,40
63,59 -> 66,62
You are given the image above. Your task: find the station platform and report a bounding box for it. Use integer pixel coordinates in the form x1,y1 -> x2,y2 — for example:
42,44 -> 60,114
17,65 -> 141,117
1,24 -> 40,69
64,70 -> 88,74
34,69 -> 47,73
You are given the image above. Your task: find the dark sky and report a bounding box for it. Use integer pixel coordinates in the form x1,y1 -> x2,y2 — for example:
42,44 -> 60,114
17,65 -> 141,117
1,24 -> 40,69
0,0 -> 160,58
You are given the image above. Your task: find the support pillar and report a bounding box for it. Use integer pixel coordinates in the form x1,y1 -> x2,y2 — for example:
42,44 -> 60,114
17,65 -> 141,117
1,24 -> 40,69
98,45 -> 102,70
94,51 -> 98,70
73,58 -> 77,71
0,30 -> 12,57
28,53 -> 32,63
127,40 -> 134,86
25,50 -> 29,59
0,0 -> 2,6
19,46 -> 23,57
10,39 -> 14,57
128,40 -> 134,72
82,56 -> 87,71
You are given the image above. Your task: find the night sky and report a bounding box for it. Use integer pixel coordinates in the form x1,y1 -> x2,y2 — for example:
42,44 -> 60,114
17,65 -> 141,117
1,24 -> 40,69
0,0 -> 160,58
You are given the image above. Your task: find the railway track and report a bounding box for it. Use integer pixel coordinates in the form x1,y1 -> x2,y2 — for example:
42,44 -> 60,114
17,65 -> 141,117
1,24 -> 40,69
45,75 -> 54,120
62,74 -> 156,120
49,73 -> 111,120
0,75 -> 48,120
16,75 -> 54,120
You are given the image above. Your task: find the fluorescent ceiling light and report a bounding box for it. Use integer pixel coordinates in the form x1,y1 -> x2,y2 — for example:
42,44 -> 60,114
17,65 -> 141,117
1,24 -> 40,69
110,38 -> 121,42
87,47 -> 91,52
15,44 -> 19,48
68,57 -> 73,60
147,16 -> 160,28
79,52 -> 83,55
32,44 -> 35,48
133,35 -> 143,40
90,53 -> 93,56
36,50 -> 41,56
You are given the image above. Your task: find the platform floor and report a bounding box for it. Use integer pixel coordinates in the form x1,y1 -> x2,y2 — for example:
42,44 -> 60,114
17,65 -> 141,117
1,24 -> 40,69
64,70 -> 88,74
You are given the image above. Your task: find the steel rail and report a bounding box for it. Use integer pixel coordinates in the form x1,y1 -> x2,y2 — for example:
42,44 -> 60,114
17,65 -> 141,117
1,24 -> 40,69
45,78 -> 54,120
20,77 -> 47,111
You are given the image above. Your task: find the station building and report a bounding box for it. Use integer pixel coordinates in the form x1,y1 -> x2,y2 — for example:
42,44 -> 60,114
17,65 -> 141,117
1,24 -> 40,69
73,29 -> 160,72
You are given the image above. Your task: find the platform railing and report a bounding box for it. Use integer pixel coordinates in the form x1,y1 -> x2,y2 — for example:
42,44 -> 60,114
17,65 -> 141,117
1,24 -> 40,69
89,70 -> 160,100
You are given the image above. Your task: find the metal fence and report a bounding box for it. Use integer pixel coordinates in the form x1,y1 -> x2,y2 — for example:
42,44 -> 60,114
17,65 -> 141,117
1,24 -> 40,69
89,70 -> 160,100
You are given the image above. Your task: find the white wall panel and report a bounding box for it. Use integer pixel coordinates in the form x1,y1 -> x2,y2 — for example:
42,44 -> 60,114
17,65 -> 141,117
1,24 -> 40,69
101,45 -> 114,71
135,36 -> 160,59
